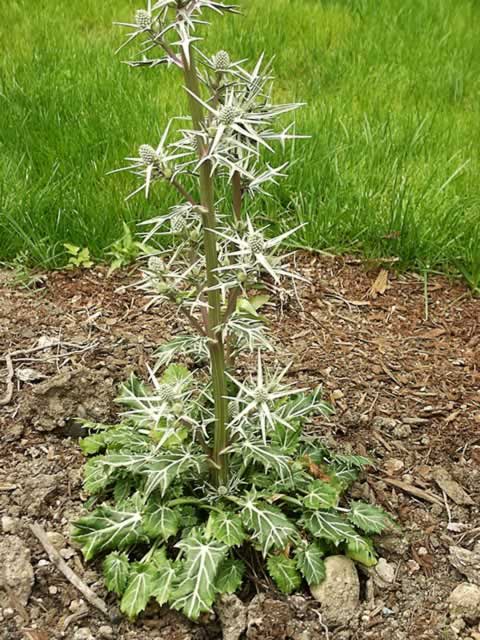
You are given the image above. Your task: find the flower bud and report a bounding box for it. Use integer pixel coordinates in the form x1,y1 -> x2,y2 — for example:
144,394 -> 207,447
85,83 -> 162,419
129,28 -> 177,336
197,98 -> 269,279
218,105 -> 238,127
247,232 -> 266,255
170,213 -> 187,235
172,402 -> 184,416
139,144 -> 158,166
135,10 -> 151,29
213,50 -> 231,71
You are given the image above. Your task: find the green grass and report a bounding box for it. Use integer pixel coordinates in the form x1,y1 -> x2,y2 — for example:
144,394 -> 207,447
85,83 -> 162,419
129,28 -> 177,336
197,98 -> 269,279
0,0 -> 479,286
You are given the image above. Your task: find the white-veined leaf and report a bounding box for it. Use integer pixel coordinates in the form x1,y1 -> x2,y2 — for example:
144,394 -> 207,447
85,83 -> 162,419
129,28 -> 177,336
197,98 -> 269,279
120,563 -> 156,619
303,510 -> 357,545
172,531 -> 228,620
233,440 -> 292,479
348,501 -> 391,534
241,493 -> 298,557
207,510 -> 247,547
143,503 -> 180,540
72,502 -> 144,560
103,551 -> 130,595
303,480 -> 339,510
83,457 -> 116,495
267,555 -> 301,594
215,558 -> 245,594
152,564 -> 176,606
141,447 -> 207,497
295,543 -> 326,585
346,534 -> 377,567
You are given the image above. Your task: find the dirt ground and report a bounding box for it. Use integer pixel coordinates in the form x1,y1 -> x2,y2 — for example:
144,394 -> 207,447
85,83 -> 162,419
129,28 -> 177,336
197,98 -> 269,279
0,255 -> 479,640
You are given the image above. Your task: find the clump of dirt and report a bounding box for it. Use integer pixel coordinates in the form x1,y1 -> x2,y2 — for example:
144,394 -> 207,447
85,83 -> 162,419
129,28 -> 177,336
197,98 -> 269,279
0,258 -> 479,640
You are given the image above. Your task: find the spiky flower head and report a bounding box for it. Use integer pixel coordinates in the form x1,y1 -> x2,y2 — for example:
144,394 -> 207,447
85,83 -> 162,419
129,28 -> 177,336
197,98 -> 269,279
170,213 -> 188,235
247,232 -> 266,255
139,144 -> 158,166
157,383 -> 176,404
253,386 -> 269,404
218,105 -> 239,126
213,50 -> 231,71
135,9 -> 151,29
148,256 -> 165,274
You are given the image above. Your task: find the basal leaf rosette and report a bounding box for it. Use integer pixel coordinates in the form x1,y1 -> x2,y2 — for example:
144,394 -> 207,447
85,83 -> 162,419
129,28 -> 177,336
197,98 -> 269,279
72,365 -> 393,620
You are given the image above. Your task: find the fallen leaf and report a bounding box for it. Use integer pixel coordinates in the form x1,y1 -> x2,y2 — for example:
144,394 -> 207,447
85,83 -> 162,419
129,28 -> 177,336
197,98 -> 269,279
432,467 -> 475,506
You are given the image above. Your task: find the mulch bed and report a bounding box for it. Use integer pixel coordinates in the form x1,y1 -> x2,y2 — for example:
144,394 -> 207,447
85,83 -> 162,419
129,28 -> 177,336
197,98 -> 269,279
0,255 -> 479,640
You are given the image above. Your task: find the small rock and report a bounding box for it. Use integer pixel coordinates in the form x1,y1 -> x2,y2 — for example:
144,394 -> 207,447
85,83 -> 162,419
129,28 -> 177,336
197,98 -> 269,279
0,535 -> 34,607
449,583 -> 480,622
372,416 -> 397,430
3,608 -> 14,620
1,516 -> 16,533
393,424 -> 412,439
217,594 -> 247,640
384,458 -> 404,475
450,617 -> 466,634
69,599 -> 84,613
372,558 -> 396,587
46,531 -> 65,550
73,628 -> 94,640
310,555 -> 360,627
49,586 -> 58,595
98,625 -> 115,639
60,547 -> 76,560
449,546 -> 480,586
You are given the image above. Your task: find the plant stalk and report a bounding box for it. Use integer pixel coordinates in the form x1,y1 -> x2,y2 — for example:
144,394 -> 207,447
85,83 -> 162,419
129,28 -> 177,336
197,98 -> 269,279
182,50 -> 228,486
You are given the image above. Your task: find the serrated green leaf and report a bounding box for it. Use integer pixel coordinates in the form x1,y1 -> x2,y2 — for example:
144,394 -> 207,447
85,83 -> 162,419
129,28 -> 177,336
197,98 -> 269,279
120,563 -> 156,619
236,440 -> 292,479
143,503 -> 180,540
113,476 -> 135,504
241,493 -> 298,556
103,551 -> 130,595
345,535 -> 377,567
348,501 -> 391,534
207,510 -> 247,547
295,543 -> 326,585
215,558 -> 245,594
152,564 -> 176,606
267,555 -> 301,594
161,363 -> 190,385
172,531 -> 228,620
303,480 -> 340,510
80,433 -> 108,455
72,503 -> 144,560
83,457 -> 116,495
141,448 -> 207,498
303,510 -> 358,545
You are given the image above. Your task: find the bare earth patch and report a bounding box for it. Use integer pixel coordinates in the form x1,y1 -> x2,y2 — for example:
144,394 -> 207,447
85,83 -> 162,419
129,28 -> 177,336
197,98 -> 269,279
0,256 -> 479,640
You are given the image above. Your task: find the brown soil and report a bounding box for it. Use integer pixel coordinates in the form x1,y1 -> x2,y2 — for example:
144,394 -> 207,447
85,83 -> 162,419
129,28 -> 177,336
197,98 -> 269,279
0,256 -> 479,640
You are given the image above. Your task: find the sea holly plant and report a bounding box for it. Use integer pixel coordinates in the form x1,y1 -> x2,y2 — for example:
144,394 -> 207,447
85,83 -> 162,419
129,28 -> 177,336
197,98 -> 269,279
72,0 -> 393,622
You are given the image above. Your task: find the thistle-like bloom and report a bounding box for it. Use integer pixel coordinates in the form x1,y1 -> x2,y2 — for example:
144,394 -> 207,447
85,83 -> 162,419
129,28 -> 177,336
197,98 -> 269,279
108,121 -> 190,200
213,216 -> 307,287
226,352 -> 308,443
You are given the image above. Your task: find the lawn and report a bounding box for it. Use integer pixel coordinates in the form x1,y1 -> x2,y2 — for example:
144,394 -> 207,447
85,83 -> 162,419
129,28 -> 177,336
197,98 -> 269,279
0,0 -> 479,286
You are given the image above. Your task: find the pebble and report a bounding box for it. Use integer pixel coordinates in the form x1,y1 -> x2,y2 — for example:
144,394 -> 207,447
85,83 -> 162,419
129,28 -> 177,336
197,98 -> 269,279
73,628 -> 94,640
1,516 -> 16,534
69,599 -> 84,613
60,547 -> 76,560
393,424 -> 412,439
98,625 -> 115,639
310,555 -> 360,626
3,608 -> 14,620
449,583 -> 480,622
49,586 -> 58,595
46,532 -> 65,550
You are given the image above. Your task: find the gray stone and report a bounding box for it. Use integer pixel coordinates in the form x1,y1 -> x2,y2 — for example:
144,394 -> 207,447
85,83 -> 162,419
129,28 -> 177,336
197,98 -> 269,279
217,594 -> 247,640
448,583 -> 480,622
0,535 -> 34,607
98,625 -> 115,639
310,555 -> 360,626
449,546 -> 480,586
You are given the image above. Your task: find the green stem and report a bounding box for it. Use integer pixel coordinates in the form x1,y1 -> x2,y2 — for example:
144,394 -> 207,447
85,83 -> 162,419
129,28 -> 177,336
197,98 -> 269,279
182,51 -> 228,486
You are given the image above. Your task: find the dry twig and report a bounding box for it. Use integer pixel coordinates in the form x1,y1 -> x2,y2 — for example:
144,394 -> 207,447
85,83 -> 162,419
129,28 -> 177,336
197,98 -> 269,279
383,477 -> 444,506
29,523 -> 112,620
